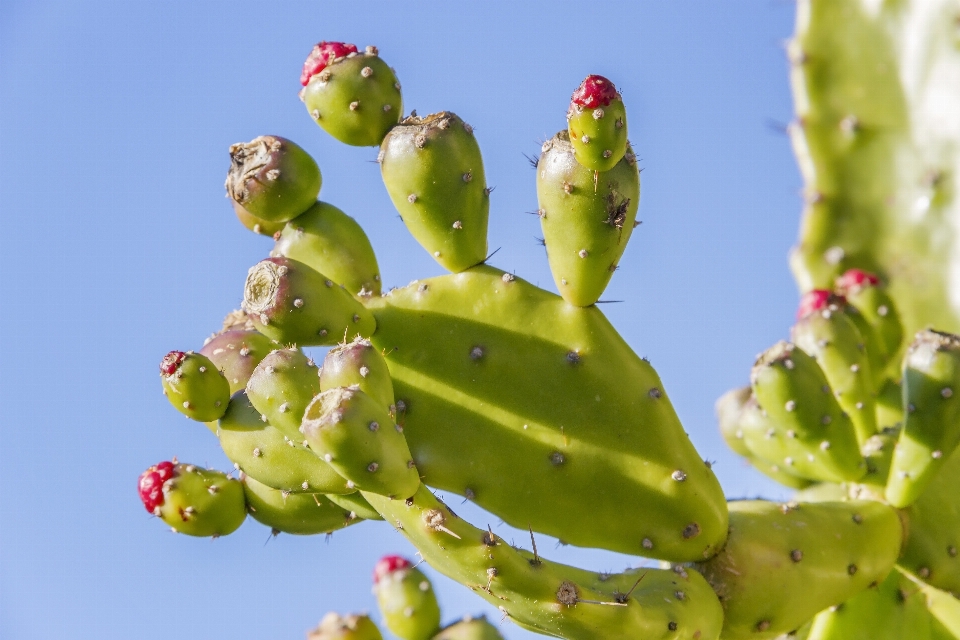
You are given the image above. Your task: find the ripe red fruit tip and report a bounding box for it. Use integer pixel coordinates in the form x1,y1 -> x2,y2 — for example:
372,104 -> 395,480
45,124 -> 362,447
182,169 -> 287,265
138,461 -> 176,513
836,268 -> 880,293
160,351 -> 187,376
301,41 -> 359,86
797,289 -> 842,320
571,75 -> 619,109
373,555 -> 412,583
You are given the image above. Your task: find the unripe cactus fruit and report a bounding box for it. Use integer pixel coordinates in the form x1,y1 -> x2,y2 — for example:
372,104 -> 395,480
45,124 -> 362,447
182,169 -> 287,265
372,555 -> 441,640
307,612 -> 384,640
301,386 -> 420,498
835,268 -> 904,368
200,327 -> 276,395
137,461 -> 246,537
241,474 -> 359,536
245,347 -> 321,441
159,350 -> 230,422
432,616 -> 504,640
319,337 -> 395,413
536,130 -> 640,307
301,42 -> 402,147
379,111 -> 489,273
886,329 -> 960,508
241,256 -> 376,346
225,136 -> 321,223
567,75 -> 628,172
272,201 -> 382,297
231,200 -> 286,237
325,491 -> 383,522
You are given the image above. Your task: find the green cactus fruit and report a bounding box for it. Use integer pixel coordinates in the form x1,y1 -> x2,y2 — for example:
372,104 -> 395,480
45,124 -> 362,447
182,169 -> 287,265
300,42 -> 402,147
877,377 -> 904,431
379,111 -> 489,272
792,294 -> 878,445
138,460 -> 246,537
301,387 -> 419,498
245,347 -> 320,441
536,130 -> 640,307
750,341 -> 865,483
363,485 -> 724,640
241,256 -> 375,346
200,326 -> 276,395
856,425 -> 900,495
806,568 -> 932,640
365,265 -> 727,562
432,616 -> 503,640
836,269 -> 905,371
918,580 -> 960,639
231,200 -> 286,237
241,474 -> 359,536
307,613 -> 384,640
899,446 -> 960,595
787,0 -> 960,336
695,499 -> 902,640
715,386 -> 812,490
272,201 -> 381,297
159,350 -> 230,422
373,556 -> 442,640
325,491 -> 383,522
886,330 -> 960,508
217,390 -> 352,495
567,75 -> 628,172
224,135 -> 321,223
319,336 -> 395,413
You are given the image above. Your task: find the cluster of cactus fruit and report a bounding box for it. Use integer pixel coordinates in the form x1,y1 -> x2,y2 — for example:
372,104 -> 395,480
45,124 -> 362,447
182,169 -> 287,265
140,3 -> 960,637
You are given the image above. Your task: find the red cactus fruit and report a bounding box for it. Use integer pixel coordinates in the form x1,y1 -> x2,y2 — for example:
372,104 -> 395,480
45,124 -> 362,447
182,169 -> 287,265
571,75 -> 619,109
159,351 -> 187,376
373,555 -> 412,583
138,461 -> 176,513
835,268 -> 881,293
797,289 -> 845,320
301,41 -> 359,86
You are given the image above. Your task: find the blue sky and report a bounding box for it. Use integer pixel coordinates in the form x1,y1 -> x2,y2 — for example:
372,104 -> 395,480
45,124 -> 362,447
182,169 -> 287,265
1,1 -> 803,638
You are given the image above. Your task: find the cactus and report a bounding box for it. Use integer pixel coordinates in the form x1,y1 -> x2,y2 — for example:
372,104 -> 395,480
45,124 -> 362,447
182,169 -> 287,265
136,5 -> 960,638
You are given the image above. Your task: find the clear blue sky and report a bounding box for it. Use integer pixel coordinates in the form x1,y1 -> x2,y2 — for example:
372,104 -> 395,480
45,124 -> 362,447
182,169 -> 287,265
0,1 -> 802,638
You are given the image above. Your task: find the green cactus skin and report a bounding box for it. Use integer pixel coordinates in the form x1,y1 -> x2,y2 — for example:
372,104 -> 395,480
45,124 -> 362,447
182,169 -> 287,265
374,559 -> 442,640
365,265 -> 728,562
319,337 -> 395,413
301,387 -> 420,498
918,579 -> 960,639
899,446 -> 960,595
787,0 -> 960,337
232,200 -> 286,237
536,130 -> 640,307
160,351 -> 231,422
217,391 -> 352,495
379,112 -> 489,273
245,347 -> 320,441
241,475 -> 359,536
363,485 -> 724,640
325,491 -> 384,522
301,48 -> 402,147
200,328 -> 276,395
791,308 -> 877,445
876,378 -> 904,431
695,499 -> 902,640
836,271 -> 905,374
886,330 -> 960,508
715,387 -> 812,490
432,616 -> 504,640
224,135 -> 321,223
567,78 -> 628,173
150,462 -> 246,537
241,256 -> 376,346
272,201 -> 382,297
805,568 -> 932,640
751,342 -> 865,483
307,613 -> 384,640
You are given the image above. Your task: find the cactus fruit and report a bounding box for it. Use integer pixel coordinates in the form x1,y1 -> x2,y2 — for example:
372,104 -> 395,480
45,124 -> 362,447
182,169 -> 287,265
835,269 -> 904,370
566,75 -> 628,172
432,616 -> 504,640
325,491 -> 383,522
301,386 -> 419,498
272,201 -> 382,297
200,325 -> 276,395
138,461 -> 246,537
159,350 -> 230,422
241,256 -> 376,346
695,500 -> 902,639
535,130 -> 640,306
307,613 -> 383,640
379,112 -> 489,272
318,337 -> 395,412
372,555 -> 442,640
241,474 -> 360,536
232,200 -> 287,237
886,329 -> 960,508
225,135 -> 321,223
300,42 -> 402,147
245,347 -> 320,441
